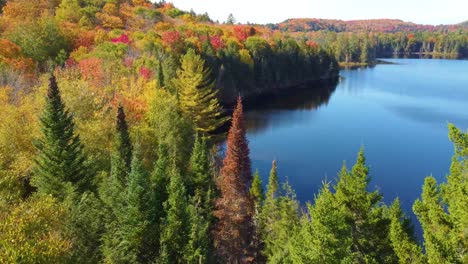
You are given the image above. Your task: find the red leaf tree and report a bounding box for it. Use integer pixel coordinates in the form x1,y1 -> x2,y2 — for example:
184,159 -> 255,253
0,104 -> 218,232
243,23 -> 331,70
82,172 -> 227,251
214,96 -> 257,263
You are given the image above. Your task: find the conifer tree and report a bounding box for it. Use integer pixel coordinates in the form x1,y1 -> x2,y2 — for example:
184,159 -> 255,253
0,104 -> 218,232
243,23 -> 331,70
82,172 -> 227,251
173,48 -> 229,135
184,199 -> 212,264
33,75 -> 92,199
334,149 -> 395,263
114,105 -> 132,181
189,134 -> 212,196
159,167 -> 190,263
263,182 -> 300,263
389,199 -> 425,264
413,125 -> 467,264
259,160 -> 280,238
290,182 -> 351,263
102,145 -> 152,263
151,144 -> 170,222
158,60 -> 165,88
250,169 -> 264,208
214,96 -> 257,263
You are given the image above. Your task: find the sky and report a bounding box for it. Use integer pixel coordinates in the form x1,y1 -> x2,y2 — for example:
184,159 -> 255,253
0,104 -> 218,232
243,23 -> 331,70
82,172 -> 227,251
167,0 -> 468,25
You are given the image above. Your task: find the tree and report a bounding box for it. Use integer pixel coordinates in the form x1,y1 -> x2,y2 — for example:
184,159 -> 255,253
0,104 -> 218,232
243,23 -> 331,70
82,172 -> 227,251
189,134 -> 210,195
250,169 -> 264,208
111,105 -> 132,185
102,145 -> 154,263
226,13 -> 236,24
159,167 -> 190,263
214,96 -> 257,263
0,196 -> 72,263
413,124 -> 468,264
173,48 -> 228,135
389,199 -> 425,264
290,183 -> 351,263
32,75 -> 92,200
334,149 -> 395,263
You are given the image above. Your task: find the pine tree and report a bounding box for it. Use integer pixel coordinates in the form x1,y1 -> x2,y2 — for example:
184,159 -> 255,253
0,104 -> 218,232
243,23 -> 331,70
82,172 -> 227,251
159,167 -> 190,264
214,96 -> 256,263
173,48 -> 229,135
389,199 -> 425,264
33,75 -> 92,199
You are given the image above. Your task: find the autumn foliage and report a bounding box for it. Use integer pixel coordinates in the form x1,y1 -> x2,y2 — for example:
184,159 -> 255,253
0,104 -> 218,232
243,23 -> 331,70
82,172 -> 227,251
214,97 -> 257,263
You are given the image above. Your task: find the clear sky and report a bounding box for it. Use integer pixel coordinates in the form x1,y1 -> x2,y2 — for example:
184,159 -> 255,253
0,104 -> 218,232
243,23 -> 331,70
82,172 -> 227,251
167,0 -> 467,25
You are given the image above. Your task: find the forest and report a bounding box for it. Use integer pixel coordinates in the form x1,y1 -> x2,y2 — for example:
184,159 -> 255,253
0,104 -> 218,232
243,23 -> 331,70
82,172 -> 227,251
0,0 -> 467,263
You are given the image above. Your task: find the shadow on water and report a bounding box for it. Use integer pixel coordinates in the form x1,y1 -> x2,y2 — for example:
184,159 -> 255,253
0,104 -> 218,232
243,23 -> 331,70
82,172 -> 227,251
243,80 -> 338,134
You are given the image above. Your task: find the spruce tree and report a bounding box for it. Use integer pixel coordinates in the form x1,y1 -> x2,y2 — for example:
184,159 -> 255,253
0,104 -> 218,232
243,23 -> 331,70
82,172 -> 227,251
250,169 -> 264,208
290,183 -> 351,263
159,167 -> 190,263
33,75 -> 92,199
389,199 -> 425,264
173,48 -> 229,135
334,149 -> 395,263
158,60 -> 165,88
184,199 -> 212,264
413,125 -> 468,264
113,105 -> 132,183
189,134 -> 212,196
259,160 -> 280,239
214,96 -> 257,263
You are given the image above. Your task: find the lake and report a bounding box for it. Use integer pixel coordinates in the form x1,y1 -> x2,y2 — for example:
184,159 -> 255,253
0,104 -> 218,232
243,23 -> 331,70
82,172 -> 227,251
244,59 -> 468,231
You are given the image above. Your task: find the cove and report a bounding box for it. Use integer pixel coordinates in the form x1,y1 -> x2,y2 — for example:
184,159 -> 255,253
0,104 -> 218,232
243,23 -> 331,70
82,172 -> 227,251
244,58 -> 468,234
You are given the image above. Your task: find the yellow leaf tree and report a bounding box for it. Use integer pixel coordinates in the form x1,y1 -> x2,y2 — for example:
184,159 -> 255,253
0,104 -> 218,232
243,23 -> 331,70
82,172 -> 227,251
173,48 -> 229,135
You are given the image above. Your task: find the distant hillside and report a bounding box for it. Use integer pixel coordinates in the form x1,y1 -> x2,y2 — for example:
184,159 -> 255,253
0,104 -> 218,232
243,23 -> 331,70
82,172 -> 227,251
273,18 -> 465,33
459,20 -> 468,28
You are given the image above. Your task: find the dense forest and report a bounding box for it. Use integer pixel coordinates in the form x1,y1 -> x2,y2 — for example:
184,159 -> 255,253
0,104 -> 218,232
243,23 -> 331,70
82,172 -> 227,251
0,0 -> 467,263
272,19 -> 468,65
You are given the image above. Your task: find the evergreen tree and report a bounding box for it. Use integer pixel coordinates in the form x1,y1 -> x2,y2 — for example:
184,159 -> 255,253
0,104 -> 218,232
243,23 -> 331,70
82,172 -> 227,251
65,191 -> 106,264
173,48 -> 229,135
250,169 -> 264,208
334,149 -> 395,263
159,167 -> 190,263
259,160 -> 280,238
158,60 -> 165,88
109,105 -> 132,187
189,134 -> 212,196
263,182 -> 300,263
214,96 -> 257,263
150,144 -> 170,222
226,13 -> 236,24
32,75 -> 92,200
102,145 -> 153,263
413,124 -> 468,264
290,183 -> 351,263
184,199 -> 212,264
389,199 -> 425,264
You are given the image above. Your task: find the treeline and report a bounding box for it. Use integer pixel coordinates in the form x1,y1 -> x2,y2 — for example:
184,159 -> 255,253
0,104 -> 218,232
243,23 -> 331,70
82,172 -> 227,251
1,72 -> 467,263
0,0 -> 338,103
297,31 -> 468,65
275,18 -> 466,33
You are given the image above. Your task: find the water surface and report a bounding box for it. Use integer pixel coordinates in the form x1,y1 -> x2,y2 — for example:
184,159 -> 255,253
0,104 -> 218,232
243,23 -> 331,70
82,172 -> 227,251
245,59 -> 468,228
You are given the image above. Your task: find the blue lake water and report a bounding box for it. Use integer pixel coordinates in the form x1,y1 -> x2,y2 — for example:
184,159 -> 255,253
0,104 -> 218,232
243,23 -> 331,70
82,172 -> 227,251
245,59 -> 468,232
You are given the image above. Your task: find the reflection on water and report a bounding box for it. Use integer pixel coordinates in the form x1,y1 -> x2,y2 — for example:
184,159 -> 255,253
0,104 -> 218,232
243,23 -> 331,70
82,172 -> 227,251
245,82 -> 337,135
